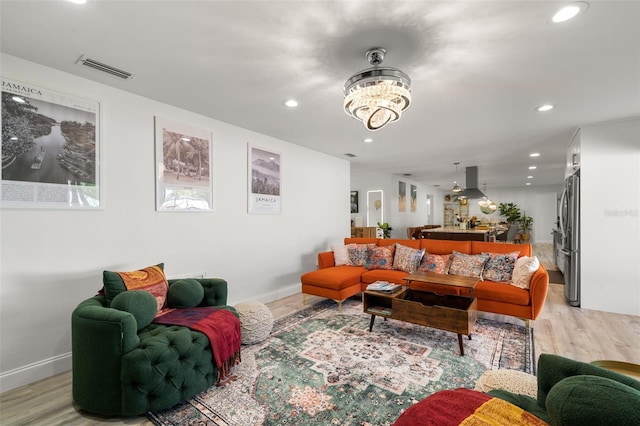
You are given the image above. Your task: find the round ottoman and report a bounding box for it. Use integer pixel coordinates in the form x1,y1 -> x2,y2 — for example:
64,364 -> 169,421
234,302 -> 273,344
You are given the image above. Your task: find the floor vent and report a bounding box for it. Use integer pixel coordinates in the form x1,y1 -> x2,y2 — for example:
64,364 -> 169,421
76,55 -> 133,80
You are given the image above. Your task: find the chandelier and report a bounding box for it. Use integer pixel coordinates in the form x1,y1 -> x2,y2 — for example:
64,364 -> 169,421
343,47 -> 411,131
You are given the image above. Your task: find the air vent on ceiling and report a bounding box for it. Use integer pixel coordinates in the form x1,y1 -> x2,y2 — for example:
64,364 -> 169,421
344,153 -> 357,158
76,55 -> 133,80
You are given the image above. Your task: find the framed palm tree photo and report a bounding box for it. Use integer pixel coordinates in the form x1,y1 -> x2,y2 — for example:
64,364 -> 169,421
154,117 -> 214,211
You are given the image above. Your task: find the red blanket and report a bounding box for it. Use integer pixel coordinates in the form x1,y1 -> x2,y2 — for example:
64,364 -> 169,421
153,307 -> 241,383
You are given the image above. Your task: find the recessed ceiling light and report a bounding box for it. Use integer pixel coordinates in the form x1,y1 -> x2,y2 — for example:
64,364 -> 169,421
530,152 -> 540,157
528,176 -> 534,179
552,2 -> 589,23
536,104 -> 554,112
284,99 -> 298,108
68,0 -> 87,3
526,182 -> 532,186
363,138 -> 373,143
529,166 -> 537,170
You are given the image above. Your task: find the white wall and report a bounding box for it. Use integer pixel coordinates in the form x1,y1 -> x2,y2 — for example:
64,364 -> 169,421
579,117 -> 640,316
351,171 -> 444,239
0,54 -> 350,391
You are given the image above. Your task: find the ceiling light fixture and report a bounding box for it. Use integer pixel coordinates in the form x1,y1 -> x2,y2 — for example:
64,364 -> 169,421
552,2 -> 589,23
452,162 -> 463,193
529,166 -> 537,170
536,104 -> 554,112
530,152 -> 540,157
363,138 -> 373,143
284,99 -> 298,108
478,184 -> 497,214
343,47 -> 411,131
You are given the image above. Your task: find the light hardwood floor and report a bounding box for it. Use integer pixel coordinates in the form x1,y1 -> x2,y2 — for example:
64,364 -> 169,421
2,245 -> 639,425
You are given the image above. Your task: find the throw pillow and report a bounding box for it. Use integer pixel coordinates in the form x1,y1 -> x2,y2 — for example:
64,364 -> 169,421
393,244 -> 425,273
511,256 -> 540,289
103,263 -> 169,310
331,244 -> 353,266
365,245 -> 395,270
110,290 -> 158,330
167,279 -> 205,308
448,251 -> 490,279
482,251 -> 520,282
418,252 -> 451,274
347,244 -> 375,267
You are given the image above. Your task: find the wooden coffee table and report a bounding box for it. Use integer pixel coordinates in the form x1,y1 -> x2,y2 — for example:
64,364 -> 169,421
363,288 -> 478,356
403,271 -> 479,294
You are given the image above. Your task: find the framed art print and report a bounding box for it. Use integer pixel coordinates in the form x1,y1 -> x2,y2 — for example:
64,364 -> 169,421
1,77 -> 100,209
154,117 -> 213,211
248,144 -> 281,214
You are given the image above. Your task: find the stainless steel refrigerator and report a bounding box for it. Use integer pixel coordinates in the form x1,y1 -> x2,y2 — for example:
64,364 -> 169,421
560,171 -> 580,306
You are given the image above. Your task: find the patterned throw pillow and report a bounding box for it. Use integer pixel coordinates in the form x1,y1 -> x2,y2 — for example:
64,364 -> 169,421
448,251 -> 490,279
332,244 -> 354,266
103,263 -> 169,310
365,245 -> 396,270
348,244 -> 376,267
512,256 -> 540,289
392,244 -> 425,273
482,251 -> 520,282
418,252 -> 451,274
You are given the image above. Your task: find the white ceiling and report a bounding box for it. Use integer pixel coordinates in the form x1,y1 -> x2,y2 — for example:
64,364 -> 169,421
2,1 -> 639,190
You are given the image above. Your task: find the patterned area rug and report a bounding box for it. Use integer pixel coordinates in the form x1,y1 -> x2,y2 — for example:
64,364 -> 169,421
148,297 -> 533,426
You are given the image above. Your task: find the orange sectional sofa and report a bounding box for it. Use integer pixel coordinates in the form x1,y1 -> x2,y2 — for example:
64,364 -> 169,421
300,238 -> 549,320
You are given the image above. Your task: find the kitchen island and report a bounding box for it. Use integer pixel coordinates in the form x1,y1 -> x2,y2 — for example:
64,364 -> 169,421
421,226 -> 496,241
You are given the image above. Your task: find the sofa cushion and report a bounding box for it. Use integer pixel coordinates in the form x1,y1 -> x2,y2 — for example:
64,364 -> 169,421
167,279 -> 205,308
393,244 -> 425,273
482,251 -> 519,282
348,244 -> 376,266
103,263 -> 169,310
512,256 -> 540,289
111,290 -> 158,330
545,375 -> 640,426
365,245 -> 395,270
361,269 -> 409,285
418,252 -> 451,274
473,280 -> 530,305
449,251 -> 490,279
421,239 -> 471,255
301,266 -> 365,290
331,244 -> 353,266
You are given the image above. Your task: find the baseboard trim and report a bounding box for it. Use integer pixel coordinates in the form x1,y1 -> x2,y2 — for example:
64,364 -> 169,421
230,283 -> 301,306
0,352 -> 72,393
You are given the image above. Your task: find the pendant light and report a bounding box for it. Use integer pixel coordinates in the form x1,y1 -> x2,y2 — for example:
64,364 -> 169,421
452,162 -> 463,193
478,183 -> 497,214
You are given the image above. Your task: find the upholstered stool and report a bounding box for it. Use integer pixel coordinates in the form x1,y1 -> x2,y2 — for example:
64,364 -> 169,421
474,369 -> 538,398
234,302 -> 273,344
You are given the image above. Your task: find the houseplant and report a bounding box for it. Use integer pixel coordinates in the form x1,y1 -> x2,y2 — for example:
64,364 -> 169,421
498,202 -> 522,223
519,213 -> 534,241
377,222 -> 393,239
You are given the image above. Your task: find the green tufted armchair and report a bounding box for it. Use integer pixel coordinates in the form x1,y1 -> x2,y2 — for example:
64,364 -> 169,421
72,278 -> 235,416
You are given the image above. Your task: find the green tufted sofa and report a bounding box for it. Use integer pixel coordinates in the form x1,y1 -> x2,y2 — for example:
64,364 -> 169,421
72,278 -> 236,416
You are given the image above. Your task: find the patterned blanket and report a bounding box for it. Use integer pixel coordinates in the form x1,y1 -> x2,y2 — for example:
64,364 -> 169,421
153,307 -> 241,383
394,388 -> 548,425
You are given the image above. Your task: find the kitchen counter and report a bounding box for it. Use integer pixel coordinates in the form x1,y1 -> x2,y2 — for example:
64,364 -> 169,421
421,226 -> 496,241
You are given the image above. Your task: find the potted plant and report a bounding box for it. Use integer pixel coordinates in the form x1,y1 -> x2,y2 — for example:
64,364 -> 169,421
498,202 -> 521,223
377,222 -> 393,239
519,213 -> 534,241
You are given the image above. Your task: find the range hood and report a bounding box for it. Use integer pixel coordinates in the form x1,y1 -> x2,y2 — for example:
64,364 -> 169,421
457,166 -> 487,199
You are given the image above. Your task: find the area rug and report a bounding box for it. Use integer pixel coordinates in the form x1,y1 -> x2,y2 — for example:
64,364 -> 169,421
148,297 -> 534,426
